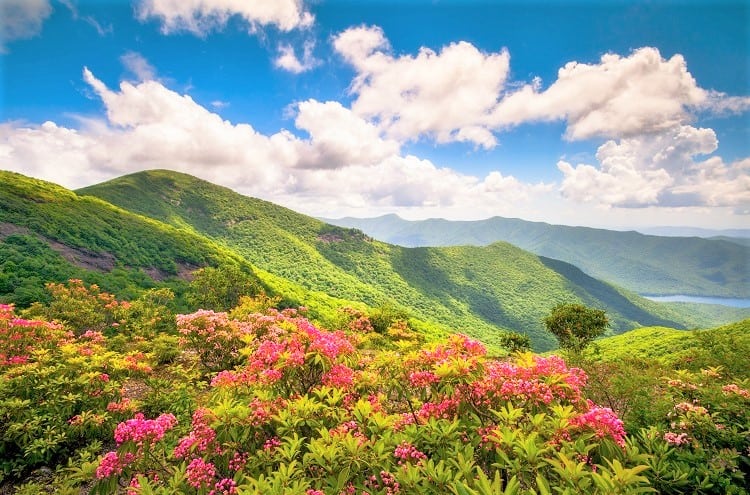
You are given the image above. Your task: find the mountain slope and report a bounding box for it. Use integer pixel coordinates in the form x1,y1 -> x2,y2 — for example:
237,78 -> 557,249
79,170 -> 694,351
0,171 -> 255,305
593,318 -> 750,368
325,214 -> 749,298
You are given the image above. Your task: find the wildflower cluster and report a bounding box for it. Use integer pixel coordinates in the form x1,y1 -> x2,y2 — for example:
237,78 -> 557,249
114,413 -> 177,446
177,310 -> 254,371
96,413 -> 178,481
210,309 -> 357,395
0,304 -> 73,367
570,403 -> 627,447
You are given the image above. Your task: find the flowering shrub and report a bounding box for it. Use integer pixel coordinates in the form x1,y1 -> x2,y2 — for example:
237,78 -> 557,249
635,368 -> 750,494
92,312 -> 652,494
0,321 -> 123,479
3,290 -> 747,494
27,279 -> 129,335
177,310 -> 254,372
0,303 -> 73,367
209,307 -> 357,395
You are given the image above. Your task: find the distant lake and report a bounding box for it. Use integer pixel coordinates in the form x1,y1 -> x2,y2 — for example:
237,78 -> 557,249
643,295 -> 750,308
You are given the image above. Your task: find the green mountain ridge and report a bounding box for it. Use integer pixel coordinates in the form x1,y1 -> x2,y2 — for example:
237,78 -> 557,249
77,169 -> 711,350
325,214 -> 749,298
2,169 -> 746,351
0,170 -> 262,304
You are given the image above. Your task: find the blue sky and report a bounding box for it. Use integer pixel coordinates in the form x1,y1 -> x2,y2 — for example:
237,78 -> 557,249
1,0 -> 748,229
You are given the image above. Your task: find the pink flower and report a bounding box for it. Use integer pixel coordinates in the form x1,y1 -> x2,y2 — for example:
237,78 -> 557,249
418,398 -> 459,420
722,384 -> 750,399
408,370 -> 440,387
663,432 -> 690,445
263,437 -> 282,451
95,451 -> 125,479
228,452 -> 249,471
114,413 -> 177,446
322,364 -> 355,388
210,478 -> 239,495
126,476 -> 140,495
174,409 -> 217,458
186,458 -> 216,489
394,441 -> 427,464
571,405 -> 626,447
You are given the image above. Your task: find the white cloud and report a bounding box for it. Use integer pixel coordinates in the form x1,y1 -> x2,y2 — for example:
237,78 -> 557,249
493,48 -> 708,140
557,125 -> 750,208
293,99 -> 400,168
332,36 -> 748,155
699,90 -> 750,116
333,25 -> 510,149
0,68 -> 550,221
137,0 -> 313,35
274,40 -> 318,74
0,0 -> 52,51
120,51 -> 157,82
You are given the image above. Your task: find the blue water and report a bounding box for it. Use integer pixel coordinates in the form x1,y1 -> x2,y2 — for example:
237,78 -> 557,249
643,295 -> 750,308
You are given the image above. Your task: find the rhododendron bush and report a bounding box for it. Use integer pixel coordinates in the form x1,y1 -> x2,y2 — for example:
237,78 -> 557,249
1,282 -> 747,494
90,309 -> 651,494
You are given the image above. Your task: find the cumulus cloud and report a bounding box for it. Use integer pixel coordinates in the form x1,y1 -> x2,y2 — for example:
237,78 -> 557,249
557,125 -> 750,208
331,32 -> 748,158
493,48 -> 708,140
274,40 -> 318,74
137,0 -> 314,35
0,0 -> 52,51
0,68 -> 547,219
333,25 -> 510,149
293,99 -> 400,168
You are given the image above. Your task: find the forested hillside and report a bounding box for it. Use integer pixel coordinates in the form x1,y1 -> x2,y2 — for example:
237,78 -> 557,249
327,214 -> 749,298
79,170 -> 697,350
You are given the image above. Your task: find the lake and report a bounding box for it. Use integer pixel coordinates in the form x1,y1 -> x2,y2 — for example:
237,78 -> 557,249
643,295 -> 750,308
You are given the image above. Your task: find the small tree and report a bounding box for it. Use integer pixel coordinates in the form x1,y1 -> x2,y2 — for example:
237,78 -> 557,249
499,331 -> 532,354
543,303 -> 608,355
186,265 -> 260,312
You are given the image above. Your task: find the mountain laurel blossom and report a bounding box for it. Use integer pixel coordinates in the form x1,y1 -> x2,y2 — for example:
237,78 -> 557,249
570,405 -> 626,447
114,413 -> 177,446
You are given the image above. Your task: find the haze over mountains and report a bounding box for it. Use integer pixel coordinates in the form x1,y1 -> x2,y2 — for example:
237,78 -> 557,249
326,214 -> 749,299
2,169 -> 748,352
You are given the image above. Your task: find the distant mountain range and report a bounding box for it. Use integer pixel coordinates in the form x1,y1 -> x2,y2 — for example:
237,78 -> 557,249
2,170 -> 748,351
636,226 -> 750,239
325,214 -> 749,299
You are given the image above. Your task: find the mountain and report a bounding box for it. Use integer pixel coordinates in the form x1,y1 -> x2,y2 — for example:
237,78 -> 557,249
325,214 -> 749,298
76,169 -> 712,351
3,169 -> 744,351
638,226 -> 750,238
0,171 -> 265,305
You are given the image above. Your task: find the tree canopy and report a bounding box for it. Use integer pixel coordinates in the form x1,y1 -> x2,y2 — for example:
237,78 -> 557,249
544,303 -> 609,354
